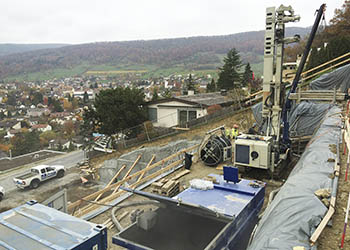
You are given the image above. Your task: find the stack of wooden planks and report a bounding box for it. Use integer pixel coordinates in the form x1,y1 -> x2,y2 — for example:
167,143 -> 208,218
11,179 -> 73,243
150,169 -> 190,197
151,179 -> 180,197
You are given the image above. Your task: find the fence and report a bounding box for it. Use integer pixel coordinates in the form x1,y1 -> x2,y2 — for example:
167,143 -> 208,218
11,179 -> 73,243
113,104 -> 252,151
0,149 -> 66,161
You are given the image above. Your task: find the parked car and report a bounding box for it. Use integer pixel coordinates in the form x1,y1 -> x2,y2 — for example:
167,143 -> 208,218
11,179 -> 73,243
13,165 -> 65,189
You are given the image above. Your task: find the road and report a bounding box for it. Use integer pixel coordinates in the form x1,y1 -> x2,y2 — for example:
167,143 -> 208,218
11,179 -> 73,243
0,150 -> 85,193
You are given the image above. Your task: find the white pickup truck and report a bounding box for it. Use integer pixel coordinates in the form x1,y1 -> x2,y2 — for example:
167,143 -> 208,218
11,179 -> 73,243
0,186 -> 4,201
13,165 -> 65,189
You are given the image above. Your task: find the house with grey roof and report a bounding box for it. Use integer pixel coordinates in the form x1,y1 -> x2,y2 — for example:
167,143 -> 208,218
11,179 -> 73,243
146,92 -> 234,128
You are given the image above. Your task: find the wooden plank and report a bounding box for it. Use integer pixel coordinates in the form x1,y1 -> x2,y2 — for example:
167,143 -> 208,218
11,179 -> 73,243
75,158 -> 184,217
310,196 -> 336,245
172,127 -> 190,131
162,180 -> 175,191
303,58 -> 350,82
171,169 -> 190,181
118,211 -> 129,221
301,52 -> 350,76
112,154 -> 142,194
310,158 -> 339,245
94,165 -> 126,202
68,144 -> 198,211
137,155 -> 156,182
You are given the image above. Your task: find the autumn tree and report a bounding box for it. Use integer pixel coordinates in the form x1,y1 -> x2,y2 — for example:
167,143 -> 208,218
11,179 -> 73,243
217,48 -> 242,90
63,120 -> 75,138
83,87 -> 147,135
39,131 -> 57,147
63,99 -> 73,111
31,91 -> 43,105
10,131 -> 40,156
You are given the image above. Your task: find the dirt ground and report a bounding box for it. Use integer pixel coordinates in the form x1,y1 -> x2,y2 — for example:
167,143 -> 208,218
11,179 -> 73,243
318,146 -> 349,250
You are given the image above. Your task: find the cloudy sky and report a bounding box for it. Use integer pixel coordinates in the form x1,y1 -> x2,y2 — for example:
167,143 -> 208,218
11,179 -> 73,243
0,0 -> 345,44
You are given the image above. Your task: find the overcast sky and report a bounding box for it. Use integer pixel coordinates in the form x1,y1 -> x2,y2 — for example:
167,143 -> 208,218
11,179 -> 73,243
0,0 -> 345,44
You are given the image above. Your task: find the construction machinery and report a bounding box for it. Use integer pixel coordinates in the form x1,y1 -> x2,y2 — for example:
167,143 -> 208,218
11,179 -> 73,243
234,4 -> 326,174
199,125 -> 232,166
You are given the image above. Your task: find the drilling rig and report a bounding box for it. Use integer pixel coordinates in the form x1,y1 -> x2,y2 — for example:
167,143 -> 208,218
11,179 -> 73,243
233,4 -> 326,175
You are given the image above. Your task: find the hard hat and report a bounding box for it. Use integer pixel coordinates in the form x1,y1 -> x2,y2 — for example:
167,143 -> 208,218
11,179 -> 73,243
233,124 -> 239,128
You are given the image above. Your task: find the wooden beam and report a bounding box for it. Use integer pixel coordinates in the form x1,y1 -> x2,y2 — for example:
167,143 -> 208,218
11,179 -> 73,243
310,158 -> 339,245
172,127 -> 190,131
68,144 -> 199,211
303,58 -> 350,82
171,169 -> 190,181
137,154 -> 156,182
301,52 -> 350,76
75,158 -> 184,217
112,154 -> 142,194
94,164 -> 126,202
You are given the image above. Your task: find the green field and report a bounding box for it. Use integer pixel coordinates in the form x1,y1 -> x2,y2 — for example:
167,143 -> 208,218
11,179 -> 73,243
5,63 -> 90,82
4,56 -> 263,82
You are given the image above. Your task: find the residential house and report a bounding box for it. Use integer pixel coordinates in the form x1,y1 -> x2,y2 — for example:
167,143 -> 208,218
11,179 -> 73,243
5,129 -> 21,139
146,92 -> 235,128
27,108 -> 50,117
31,124 -> 52,132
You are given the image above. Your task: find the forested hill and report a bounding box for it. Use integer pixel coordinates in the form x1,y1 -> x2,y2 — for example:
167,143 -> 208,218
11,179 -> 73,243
0,44 -> 68,57
0,27 -> 309,80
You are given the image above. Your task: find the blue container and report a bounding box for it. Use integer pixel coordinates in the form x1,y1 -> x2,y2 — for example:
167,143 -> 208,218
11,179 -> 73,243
113,174 -> 265,250
0,200 -> 107,250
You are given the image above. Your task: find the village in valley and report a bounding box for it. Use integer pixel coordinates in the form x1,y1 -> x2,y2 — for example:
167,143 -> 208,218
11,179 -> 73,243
0,1 -> 350,250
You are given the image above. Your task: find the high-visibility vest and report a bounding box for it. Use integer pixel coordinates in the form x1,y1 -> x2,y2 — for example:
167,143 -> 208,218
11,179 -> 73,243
232,128 -> 238,138
226,129 -> 231,138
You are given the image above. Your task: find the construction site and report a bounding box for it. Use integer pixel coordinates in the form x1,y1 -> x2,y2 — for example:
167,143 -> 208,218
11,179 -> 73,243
1,3 -> 350,250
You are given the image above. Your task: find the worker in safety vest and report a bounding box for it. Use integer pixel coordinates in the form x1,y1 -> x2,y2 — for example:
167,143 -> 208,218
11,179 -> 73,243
232,124 -> 239,139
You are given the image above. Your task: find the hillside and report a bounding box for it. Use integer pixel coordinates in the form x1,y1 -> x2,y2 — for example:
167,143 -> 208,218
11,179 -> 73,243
0,44 -> 68,57
0,27 -> 310,81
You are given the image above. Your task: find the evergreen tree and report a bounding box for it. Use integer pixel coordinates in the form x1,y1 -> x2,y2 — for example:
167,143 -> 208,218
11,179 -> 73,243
217,48 -> 242,90
151,88 -> 159,101
206,79 -> 216,93
83,91 -> 89,103
187,74 -> 195,91
242,63 -> 253,87
83,87 -> 147,135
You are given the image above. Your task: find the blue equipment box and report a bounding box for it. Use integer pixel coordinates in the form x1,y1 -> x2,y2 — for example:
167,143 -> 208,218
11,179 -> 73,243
0,200 -> 107,250
113,175 -> 265,250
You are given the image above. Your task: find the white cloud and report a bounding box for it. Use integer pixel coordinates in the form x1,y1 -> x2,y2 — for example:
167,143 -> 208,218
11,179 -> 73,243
0,0 -> 345,44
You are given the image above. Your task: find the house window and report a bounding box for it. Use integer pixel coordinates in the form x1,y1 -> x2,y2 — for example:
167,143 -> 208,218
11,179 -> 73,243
148,108 -> 158,122
189,111 -> 197,121
179,110 -> 197,125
